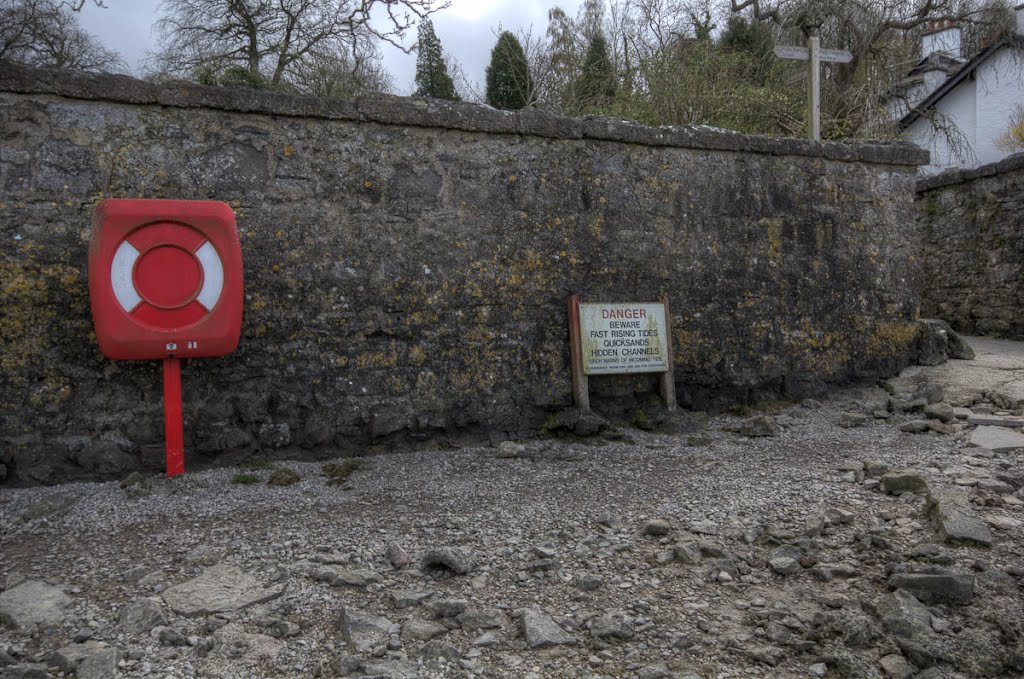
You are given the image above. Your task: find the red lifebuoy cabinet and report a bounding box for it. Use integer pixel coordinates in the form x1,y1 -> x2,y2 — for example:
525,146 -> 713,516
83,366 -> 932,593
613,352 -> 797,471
89,199 -> 244,476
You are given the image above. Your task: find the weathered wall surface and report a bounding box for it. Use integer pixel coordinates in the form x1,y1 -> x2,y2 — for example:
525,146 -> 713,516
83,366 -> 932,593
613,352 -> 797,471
0,63 -> 927,484
916,153 -> 1024,339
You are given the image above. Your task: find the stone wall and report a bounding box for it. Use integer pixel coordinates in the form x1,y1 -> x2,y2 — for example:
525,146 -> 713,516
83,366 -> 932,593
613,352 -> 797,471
0,63 -> 928,484
916,153 -> 1024,339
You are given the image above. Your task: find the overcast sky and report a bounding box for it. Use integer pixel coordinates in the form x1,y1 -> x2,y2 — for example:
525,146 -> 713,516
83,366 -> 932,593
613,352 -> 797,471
75,0 -> 567,96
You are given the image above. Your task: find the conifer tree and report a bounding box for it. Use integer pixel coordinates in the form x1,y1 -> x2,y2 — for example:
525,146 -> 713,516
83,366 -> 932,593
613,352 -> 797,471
485,31 -> 534,110
576,32 -> 616,105
414,19 -> 459,100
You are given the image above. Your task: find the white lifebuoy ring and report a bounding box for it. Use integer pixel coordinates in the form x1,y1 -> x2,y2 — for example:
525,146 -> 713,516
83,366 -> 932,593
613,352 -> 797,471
111,239 -> 224,314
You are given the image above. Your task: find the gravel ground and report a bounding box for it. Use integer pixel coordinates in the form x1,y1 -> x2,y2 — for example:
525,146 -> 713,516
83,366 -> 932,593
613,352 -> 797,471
2,371 -> 1023,679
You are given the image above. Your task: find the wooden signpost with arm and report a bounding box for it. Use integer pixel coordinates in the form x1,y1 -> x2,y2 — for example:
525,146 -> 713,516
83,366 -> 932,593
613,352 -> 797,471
774,37 -> 853,141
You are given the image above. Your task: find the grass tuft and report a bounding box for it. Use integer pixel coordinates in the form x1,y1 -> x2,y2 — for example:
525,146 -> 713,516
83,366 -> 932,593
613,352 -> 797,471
322,459 -> 364,486
268,468 -> 301,486
231,472 -> 260,485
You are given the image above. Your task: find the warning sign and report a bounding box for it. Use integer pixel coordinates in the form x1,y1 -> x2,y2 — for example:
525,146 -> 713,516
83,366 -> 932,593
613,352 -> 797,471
579,303 -> 669,375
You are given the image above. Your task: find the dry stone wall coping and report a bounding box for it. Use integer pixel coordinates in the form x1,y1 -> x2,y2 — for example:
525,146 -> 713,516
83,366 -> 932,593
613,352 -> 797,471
0,61 -> 927,167
916,152 -> 1024,193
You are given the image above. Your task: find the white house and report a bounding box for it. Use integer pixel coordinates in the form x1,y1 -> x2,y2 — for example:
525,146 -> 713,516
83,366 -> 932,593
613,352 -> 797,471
890,4 -> 1024,175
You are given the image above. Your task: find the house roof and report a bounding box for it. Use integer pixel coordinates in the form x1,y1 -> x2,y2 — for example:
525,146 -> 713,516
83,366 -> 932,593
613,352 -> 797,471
898,34 -> 1024,129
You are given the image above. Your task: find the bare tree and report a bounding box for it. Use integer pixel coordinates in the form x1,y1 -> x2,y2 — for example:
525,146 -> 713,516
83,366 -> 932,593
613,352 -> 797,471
285,42 -> 393,97
0,0 -> 126,72
150,0 -> 450,89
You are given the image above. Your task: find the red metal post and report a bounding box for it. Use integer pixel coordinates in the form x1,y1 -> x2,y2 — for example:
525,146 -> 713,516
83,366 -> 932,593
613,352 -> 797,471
162,357 -> 185,477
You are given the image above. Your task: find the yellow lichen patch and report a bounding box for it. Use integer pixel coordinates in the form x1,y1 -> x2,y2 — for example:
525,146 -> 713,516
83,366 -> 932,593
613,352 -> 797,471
0,258 -> 82,379
408,345 -> 426,366
283,145 -> 295,157
672,329 -> 701,365
28,377 -> 72,406
355,342 -> 402,370
758,217 -> 784,262
867,320 -> 918,357
385,374 -> 408,395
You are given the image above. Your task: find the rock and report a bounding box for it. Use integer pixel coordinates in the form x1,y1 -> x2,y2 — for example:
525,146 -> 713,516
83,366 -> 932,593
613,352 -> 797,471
118,598 -> 167,634
892,397 -> 928,413
257,423 -> 291,448
986,515 -> 1023,530
966,414 -> 1024,428
267,620 -> 301,638
969,426 -> 1024,453
839,412 -> 867,428
520,608 -> 576,648
50,641 -> 111,673
876,590 -> 932,638
212,623 -> 285,661
808,663 -> 828,678
421,547 -> 477,574
643,518 -> 671,536
912,382 -> 944,404
923,403 -> 954,422
19,494 -> 77,522
456,608 -> 505,631
390,589 -> 433,609
673,541 -> 702,564
496,441 -> 525,458
401,619 -> 448,641
888,572 -> 975,605
161,564 -> 283,616
917,319 -> 973,361
61,647 -> 119,679
359,659 -> 421,678
183,544 -> 225,566
339,607 -> 394,653
769,557 -> 801,575
153,625 -> 189,646
636,664 -> 672,679
689,519 -> 718,535
864,460 -> 890,478
738,415 -> 778,437
927,419 -> 955,435
899,420 -> 929,433
589,615 -> 634,640
915,323 -> 949,366
429,598 -> 469,619
417,640 -> 461,661
0,665 -> 49,679
880,470 -> 929,495
927,488 -> 994,547
0,580 -> 71,630
332,568 -> 375,588
879,653 -> 915,679
385,541 -> 411,569
804,513 -> 826,536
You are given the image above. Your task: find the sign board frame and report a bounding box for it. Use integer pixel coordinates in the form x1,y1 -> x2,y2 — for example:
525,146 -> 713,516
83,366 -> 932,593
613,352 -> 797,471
568,294 -> 677,412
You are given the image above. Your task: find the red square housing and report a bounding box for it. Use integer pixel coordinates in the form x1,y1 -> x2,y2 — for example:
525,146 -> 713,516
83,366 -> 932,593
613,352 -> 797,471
88,199 -> 244,360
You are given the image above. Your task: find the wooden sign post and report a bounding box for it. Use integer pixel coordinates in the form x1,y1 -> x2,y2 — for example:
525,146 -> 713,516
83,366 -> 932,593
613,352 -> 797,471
568,295 -> 677,412
774,38 -> 852,141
